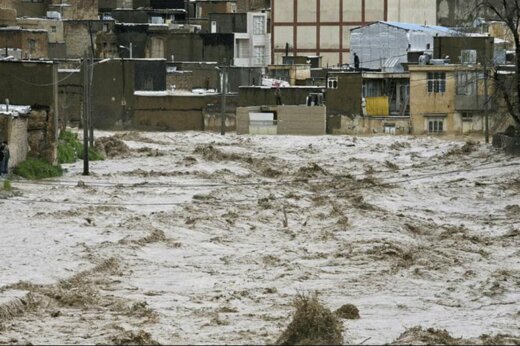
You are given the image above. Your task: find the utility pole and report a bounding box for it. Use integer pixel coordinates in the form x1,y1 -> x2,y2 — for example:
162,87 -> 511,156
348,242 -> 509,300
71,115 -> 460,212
220,62 -> 227,136
88,52 -> 94,148
484,42 -> 490,144
82,51 -> 90,176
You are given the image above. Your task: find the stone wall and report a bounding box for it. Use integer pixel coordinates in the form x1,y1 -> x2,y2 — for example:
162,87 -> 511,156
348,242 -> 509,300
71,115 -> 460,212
28,108 -> 58,165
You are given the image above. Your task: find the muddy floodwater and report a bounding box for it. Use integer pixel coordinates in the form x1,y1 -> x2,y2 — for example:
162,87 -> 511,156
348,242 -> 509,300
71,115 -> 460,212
1,131 -> 519,345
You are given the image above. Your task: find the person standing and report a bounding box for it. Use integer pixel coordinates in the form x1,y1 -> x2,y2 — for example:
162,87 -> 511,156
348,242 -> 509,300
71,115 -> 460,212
0,141 -> 4,170
1,141 -> 9,175
354,53 -> 360,71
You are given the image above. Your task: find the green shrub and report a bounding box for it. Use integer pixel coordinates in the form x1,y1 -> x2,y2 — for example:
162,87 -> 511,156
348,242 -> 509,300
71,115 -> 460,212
88,146 -> 104,161
58,130 -> 83,164
58,130 -> 104,163
2,179 -> 12,191
14,159 -> 63,180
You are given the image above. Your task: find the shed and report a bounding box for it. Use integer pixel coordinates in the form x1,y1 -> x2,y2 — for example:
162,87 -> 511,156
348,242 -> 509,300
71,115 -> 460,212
350,21 -> 458,72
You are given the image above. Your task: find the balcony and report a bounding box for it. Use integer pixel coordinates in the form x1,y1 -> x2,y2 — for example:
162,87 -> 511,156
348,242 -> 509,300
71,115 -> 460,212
455,94 -> 492,111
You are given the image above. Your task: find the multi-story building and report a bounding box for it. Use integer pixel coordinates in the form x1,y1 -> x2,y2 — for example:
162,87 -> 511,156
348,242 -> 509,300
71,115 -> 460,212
271,0 -> 437,67
234,11 -> 270,67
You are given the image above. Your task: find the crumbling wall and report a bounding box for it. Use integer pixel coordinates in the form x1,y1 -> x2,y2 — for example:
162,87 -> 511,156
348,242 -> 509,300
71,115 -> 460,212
27,108 -> 58,165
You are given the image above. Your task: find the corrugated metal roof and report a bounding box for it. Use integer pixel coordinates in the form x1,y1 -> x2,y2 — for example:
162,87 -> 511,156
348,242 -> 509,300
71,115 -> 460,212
382,21 -> 457,35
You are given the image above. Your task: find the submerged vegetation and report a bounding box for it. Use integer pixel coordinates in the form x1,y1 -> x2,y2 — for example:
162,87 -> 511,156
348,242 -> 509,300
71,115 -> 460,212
58,130 -> 103,164
14,159 -> 63,180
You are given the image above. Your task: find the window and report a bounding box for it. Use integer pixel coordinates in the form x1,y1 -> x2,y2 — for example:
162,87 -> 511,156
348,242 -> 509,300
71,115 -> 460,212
103,23 -> 109,32
456,71 -> 476,96
253,16 -> 265,35
384,124 -> 396,135
461,112 -> 473,121
253,46 -> 265,65
428,119 -> 444,133
51,26 -> 57,33
427,72 -> 446,93
28,39 -> 36,53
327,77 -> 338,89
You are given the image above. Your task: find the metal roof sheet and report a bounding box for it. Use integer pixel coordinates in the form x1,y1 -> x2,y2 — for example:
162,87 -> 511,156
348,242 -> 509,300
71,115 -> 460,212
382,21 -> 457,34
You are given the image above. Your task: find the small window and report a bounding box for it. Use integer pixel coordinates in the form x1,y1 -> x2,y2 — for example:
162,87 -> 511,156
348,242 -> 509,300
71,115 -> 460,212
427,72 -> 446,93
253,46 -> 265,65
103,23 -> 109,32
327,77 -> 338,89
51,26 -> 57,33
461,112 -> 473,121
426,43 -> 431,50
28,39 -> 36,53
253,15 -> 265,35
428,119 -> 444,133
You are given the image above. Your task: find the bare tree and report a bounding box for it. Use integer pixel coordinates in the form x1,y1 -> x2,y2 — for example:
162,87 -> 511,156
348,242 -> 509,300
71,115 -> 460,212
477,0 -> 520,128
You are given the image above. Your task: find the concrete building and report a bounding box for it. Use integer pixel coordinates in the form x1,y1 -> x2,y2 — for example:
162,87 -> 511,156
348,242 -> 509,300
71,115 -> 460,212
0,27 -> 49,59
236,0 -> 269,13
409,64 -> 494,135
326,71 -> 411,135
433,36 -> 501,65
192,0 -> 237,19
271,0 -> 437,67
0,7 -> 16,27
234,11 -> 270,67
350,22 -> 456,71
0,0 -> 98,20
236,105 -> 326,135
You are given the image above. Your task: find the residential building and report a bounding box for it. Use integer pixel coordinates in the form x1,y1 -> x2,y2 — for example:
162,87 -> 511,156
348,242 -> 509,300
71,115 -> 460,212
0,27 -> 49,59
191,0 -> 237,19
271,0 -> 437,67
234,11 -> 270,67
326,70 -> 411,134
236,105 -> 326,135
409,64 -> 494,135
236,0 -> 269,13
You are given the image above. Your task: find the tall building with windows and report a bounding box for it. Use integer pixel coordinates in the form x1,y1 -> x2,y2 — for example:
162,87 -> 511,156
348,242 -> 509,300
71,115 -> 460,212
235,11 -> 271,67
271,0 -> 437,67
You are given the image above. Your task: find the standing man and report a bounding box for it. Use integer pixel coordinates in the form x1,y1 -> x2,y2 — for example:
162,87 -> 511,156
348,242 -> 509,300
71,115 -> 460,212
0,141 -> 4,171
354,52 -> 360,71
1,141 -> 9,175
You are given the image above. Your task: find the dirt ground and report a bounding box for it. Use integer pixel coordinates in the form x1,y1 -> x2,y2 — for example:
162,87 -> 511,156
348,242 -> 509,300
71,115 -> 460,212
1,131 -> 519,345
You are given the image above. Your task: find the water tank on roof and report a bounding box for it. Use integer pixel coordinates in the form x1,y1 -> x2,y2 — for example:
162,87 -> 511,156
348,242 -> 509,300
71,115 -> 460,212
419,54 -> 431,65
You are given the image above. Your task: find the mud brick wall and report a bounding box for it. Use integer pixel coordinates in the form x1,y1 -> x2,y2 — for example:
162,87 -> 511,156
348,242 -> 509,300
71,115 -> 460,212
166,71 -> 194,91
133,94 -> 216,131
28,109 -> 58,165
0,115 -> 29,169
63,22 -> 92,58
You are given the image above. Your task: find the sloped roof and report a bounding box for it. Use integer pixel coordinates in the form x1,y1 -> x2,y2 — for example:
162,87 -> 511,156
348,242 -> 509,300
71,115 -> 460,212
351,21 -> 458,35
382,21 -> 458,35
